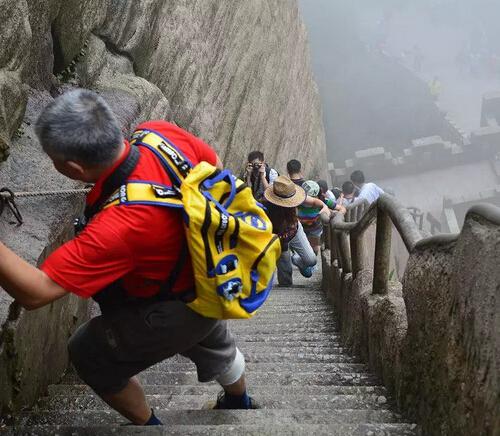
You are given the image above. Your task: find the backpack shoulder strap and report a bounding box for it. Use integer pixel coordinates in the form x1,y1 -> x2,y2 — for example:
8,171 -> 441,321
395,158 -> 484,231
130,128 -> 193,188
84,145 -> 141,221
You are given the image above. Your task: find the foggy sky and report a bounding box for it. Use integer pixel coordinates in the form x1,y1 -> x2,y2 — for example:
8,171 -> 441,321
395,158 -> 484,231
299,0 -> 500,162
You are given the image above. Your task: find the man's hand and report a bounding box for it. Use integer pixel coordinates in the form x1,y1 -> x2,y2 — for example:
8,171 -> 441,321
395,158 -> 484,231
336,205 -> 347,214
0,241 -> 68,310
319,203 -> 330,217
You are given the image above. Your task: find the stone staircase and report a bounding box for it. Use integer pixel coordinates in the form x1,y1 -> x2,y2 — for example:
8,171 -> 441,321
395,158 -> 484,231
6,270 -> 419,435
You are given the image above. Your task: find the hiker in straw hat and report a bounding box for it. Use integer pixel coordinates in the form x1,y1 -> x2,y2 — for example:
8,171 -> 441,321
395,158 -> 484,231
263,176 -> 329,285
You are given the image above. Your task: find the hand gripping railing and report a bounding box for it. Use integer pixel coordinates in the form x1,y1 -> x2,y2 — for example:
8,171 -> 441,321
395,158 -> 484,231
329,194 -> 424,295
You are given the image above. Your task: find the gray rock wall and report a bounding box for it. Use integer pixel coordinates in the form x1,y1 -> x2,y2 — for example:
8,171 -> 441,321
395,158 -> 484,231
0,0 -> 326,416
322,208 -> 500,435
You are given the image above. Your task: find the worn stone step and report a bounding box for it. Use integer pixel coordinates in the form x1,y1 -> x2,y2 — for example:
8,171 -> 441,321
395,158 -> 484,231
224,352 -> 358,363
4,423 -> 420,436
148,362 -> 368,374
17,408 -> 407,427
240,318 -> 336,325
160,352 -> 358,365
263,299 -> 330,305
166,351 -> 358,364
227,325 -> 338,334
37,393 -> 392,412
258,305 -> 331,311
63,371 -> 379,387
237,342 -> 343,350
235,332 -> 340,342
253,312 -> 333,318
229,318 -> 336,326
47,384 -> 387,397
63,362 -> 367,376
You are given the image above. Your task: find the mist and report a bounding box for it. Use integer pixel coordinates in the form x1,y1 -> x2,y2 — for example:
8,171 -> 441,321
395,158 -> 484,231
299,0 -> 500,233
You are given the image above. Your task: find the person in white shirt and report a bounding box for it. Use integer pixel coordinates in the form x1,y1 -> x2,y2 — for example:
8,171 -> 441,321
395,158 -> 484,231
350,170 -> 384,204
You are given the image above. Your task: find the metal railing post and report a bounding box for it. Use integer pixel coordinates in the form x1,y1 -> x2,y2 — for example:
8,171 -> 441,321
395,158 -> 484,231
373,208 -> 392,295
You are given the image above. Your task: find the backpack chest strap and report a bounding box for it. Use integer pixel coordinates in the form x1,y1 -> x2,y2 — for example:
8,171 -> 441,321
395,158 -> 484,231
104,181 -> 183,210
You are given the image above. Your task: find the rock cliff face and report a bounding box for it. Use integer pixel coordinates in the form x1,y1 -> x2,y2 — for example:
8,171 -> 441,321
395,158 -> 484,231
0,0 -> 326,415
1,0 -> 326,174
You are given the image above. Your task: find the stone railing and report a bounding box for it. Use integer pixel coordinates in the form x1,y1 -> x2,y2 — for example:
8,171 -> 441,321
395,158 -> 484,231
323,194 -> 499,435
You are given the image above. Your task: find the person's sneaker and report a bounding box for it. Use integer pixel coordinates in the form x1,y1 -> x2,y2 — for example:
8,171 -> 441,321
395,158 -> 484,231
299,266 -> 314,278
291,254 -> 314,278
212,390 -> 260,409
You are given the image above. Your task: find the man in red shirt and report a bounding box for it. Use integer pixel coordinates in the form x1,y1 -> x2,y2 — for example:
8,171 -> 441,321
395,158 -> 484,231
0,89 -> 255,425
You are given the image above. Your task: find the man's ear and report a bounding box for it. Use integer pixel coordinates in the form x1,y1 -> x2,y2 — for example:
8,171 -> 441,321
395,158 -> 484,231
63,160 -> 87,180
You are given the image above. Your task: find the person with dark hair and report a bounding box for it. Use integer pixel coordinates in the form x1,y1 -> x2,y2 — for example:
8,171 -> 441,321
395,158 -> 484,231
263,176 -> 327,284
317,179 -> 336,203
0,89 -> 258,426
243,150 -> 278,201
350,170 -> 384,204
340,181 -> 356,206
286,159 -> 305,186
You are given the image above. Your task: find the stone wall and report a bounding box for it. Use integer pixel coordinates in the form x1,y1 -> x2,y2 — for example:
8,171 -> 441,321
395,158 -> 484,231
0,0 -> 326,416
322,206 -> 500,435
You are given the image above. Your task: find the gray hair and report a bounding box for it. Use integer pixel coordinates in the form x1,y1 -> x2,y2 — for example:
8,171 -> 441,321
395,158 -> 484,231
35,89 -> 123,167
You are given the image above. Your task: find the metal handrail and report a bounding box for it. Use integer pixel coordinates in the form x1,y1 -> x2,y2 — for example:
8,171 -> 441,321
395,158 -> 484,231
329,194 -> 425,294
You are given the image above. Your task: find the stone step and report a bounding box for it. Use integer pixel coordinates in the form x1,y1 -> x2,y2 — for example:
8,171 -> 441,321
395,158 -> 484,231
228,318 -> 336,326
213,352 -> 359,363
235,332 -> 340,342
159,352 -> 358,365
4,423 -> 420,436
240,314 -> 336,323
62,362 -> 367,376
37,393 -> 391,412
253,311 -> 333,317
262,299 -> 330,305
257,304 -> 333,310
227,325 -> 338,334
147,362 -> 368,374
236,343 -> 345,352
17,408 -> 407,427
63,371 -> 379,387
47,384 -> 388,397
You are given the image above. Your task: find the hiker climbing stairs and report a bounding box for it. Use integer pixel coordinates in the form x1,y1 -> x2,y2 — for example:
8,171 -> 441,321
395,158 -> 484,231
7,269 -> 419,435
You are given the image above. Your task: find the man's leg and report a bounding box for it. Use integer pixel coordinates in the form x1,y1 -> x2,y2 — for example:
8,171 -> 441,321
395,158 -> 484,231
277,249 -> 293,286
289,222 -> 317,270
68,301 -> 221,424
100,377 -> 152,424
182,322 -> 256,409
68,316 -> 159,425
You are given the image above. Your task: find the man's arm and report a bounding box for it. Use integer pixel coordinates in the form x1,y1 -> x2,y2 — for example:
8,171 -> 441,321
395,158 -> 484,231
303,196 -> 330,216
0,242 -> 68,310
259,164 -> 270,190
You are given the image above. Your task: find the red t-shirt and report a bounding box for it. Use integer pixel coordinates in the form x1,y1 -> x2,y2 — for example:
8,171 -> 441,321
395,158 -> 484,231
41,121 -> 217,299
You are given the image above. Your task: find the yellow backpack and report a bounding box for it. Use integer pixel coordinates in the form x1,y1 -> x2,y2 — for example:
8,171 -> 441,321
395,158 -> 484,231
105,128 -> 281,319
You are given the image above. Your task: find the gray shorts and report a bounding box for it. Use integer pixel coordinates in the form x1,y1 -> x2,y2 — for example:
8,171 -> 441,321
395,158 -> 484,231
68,300 -> 237,395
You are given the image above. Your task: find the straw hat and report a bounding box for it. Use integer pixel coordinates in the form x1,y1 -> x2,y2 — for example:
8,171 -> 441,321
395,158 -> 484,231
263,176 -> 306,208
